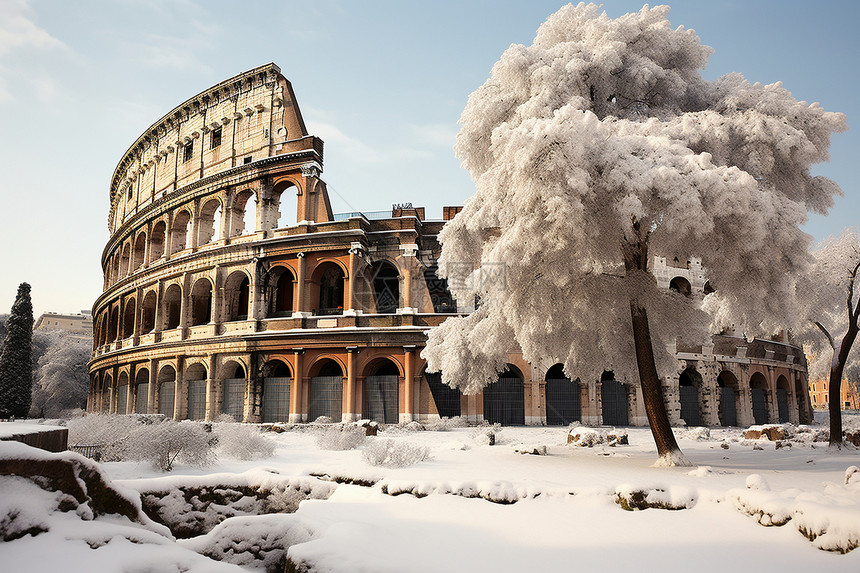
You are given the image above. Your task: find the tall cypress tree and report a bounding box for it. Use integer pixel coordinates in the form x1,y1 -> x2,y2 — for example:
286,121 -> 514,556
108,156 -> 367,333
0,283 -> 34,418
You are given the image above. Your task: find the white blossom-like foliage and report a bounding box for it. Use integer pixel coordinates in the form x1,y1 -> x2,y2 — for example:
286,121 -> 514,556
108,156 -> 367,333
423,3 -> 846,394
794,229 -> 860,387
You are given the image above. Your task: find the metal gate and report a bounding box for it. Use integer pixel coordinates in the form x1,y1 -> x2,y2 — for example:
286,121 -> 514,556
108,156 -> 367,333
718,386 -> 737,426
601,379 -> 628,426
222,378 -> 245,420
751,387 -> 768,425
483,374 -> 524,426
364,375 -> 399,424
262,377 -> 290,423
777,388 -> 789,423
159,382 -> 174,418
679,385 -> 701,426
425,372 -> 461,418
546,378 -> 581,425
309,376 -> 342,422
135,383 -> 149,414
117,385 -> 128,414
187,379 -> 206,420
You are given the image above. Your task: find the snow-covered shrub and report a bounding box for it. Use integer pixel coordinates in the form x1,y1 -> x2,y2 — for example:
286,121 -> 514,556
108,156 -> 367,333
424,416 -> 468,431
133,420 -> 217,471
66,413 -> 140,460
312,416 -> 334,424
361,439 -> 431,467
676,427 -> 711,441
315,425 -> 365,451
568,427 -> 603,447
214,423 -> 275,461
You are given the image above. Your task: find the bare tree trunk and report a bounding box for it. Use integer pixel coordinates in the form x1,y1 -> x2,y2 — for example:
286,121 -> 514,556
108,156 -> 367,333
621,222 -> 690,466
829,326 -> 857,449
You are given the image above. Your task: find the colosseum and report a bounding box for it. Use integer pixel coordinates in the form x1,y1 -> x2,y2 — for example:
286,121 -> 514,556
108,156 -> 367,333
87,63 -> 813,428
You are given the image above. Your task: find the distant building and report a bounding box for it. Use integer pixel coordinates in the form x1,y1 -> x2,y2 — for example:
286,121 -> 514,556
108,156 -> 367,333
34,311 -> 93,337
809,377 -> 859,410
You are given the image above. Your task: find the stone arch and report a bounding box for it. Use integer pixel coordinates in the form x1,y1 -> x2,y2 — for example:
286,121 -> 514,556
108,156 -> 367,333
776,374 -> 791,423
132,231 -> 147,271
749,371 -> 769,425
601,371 -> 628,426
261,359 -> 291,423
108,306 -> 119,342
223,270 -> 251,322
308,358 -> 344,422
140,291 -> 157,333
150,220 -> 166,261
424,264 -> 455,313
134,368 -> 149,414
117,371 -> 130,414
669,276 -> 692,297
163,284 -> 182,330
368,260 -> 400,314
121,297 -> 136,339
483,364 -> 525,426
119,243 -> 131,278
197,198 -> 222,245
678,367 -> 703,426
169,209 -> 191,254
157,365 -> 176,418
266,265 -> 295,317
545,364 -> 581,426
717,370 -> 739,426
101,372 -> 113,413
185,362 -> 208,420
111,255 -> 121,286
221,360 -> 248,421
269,179 -> 298,229
423,368 -> 460,419
311,261 -> 346,315
362,357 -> 401,424
230,189 -> 257,236
190,277 -> 213,326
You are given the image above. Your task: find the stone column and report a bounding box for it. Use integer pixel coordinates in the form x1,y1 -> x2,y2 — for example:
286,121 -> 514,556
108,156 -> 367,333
289,349 -> 305,423
344,347 -> 359,422
205,355 -> 217,421
293,252 -> 308,317
402,346 -> 416,423
399,244 -> 418,312
766,366 -> 779,424
147,359 -> 157,414
173,361 -> 184,421
737,366 -> 753,427
346,243 -> 364,314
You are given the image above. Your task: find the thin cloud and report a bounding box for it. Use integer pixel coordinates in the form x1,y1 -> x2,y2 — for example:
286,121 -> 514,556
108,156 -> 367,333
0,0 -> 65,55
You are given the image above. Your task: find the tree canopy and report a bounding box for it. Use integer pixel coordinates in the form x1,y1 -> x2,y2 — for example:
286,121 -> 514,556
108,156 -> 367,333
0,283 -> 34,418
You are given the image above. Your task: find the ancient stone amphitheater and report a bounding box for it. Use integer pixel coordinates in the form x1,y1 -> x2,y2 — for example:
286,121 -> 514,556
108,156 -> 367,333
87,64 -> 812,428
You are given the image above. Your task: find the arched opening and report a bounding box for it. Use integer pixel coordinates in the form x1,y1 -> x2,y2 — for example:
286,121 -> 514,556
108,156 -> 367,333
169,210 -> 191,254
111,256 -> 120,286
122,298 -> 136,339
190,278 -> 213,326
119,243 -> 131,278
117,371 -> 129,414
776,374 -> 790,423
243,191 -> 257,235
424,264 -> 455,313
132,232 -> 147,271
223,271 -> 251,322
703,281 -> 715,295
678,367 -> 703,426
312,262 -> 345,316
134,368 -> 149,414
601,371 -> 628,426
483,365 -> 525,426
197,199 -> 222,245
749,372 -> 770,425
262,360 -> 291,423
545,364 -> 581,426
150,221 -> 166,262
158,366 -> 176,418
270,180 -> 297,229
309,360 -> 343,422
108,307 -> 119,342
717,370 -> 739,426
185,363 -> 207,420
101,374 -> 112,413
669,276 -> 692,297
370,261 -> 400,314
141,291 -> 157,333
363,359 -> 400,424
221,362 -> 247,421
163,284 -> 182,330
424,370 -> 460,418
267,266 -> 295,317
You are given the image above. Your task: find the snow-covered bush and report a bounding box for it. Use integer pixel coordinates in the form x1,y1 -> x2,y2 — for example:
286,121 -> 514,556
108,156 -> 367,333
66,413 -> 140,460
214,423 -> 275,461
675,427 -> 711,441
424,416 -> 468,431
312,416 -> 334,424
361,439 -> 431,467
568,427 -> 603,447
315,425 -> 366,451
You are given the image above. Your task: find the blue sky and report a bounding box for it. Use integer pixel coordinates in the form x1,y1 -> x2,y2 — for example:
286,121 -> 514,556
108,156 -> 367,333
0,0 -> 857,316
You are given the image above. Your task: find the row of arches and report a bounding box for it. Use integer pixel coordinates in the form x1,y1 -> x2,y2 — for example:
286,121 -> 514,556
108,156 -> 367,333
105,181 -> 299,288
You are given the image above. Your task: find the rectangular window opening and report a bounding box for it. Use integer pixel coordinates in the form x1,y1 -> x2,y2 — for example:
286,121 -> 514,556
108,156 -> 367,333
183,142 -> 194,163
210,127 -> 222,150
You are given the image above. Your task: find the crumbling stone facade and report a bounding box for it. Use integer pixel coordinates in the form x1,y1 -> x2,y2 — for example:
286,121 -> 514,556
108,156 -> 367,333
87,64 -> 812,428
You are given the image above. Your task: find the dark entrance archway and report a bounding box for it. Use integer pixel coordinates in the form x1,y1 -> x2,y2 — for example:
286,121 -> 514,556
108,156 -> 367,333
601,371 -> 628,426
750,372 -> 769,425
262,360 -> 291,423
483,365 -> 525,426
545,364 -> 581,425
309,360 -> 343,422
678,368 -> 702,426
364,360 -> 400,424
424,371 -> 461,418
717,370 -> 739,426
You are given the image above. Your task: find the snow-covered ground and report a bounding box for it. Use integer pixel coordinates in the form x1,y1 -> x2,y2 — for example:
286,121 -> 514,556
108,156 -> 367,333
1,418 -> 859,572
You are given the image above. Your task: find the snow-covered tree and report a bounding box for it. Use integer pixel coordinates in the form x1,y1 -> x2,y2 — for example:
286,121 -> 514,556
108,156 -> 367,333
0,283 -> 34,418
794,229 -> 860,448
29,330 -> 91,418
422,4 -> 846,465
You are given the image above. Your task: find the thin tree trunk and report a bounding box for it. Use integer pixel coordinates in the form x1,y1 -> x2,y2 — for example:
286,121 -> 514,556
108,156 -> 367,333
621,223 -> 689,466
829,325 -> 857,449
